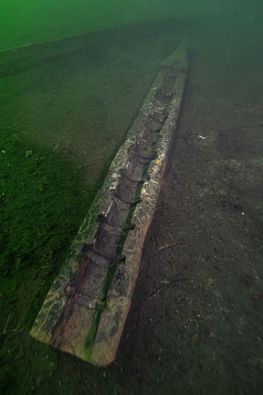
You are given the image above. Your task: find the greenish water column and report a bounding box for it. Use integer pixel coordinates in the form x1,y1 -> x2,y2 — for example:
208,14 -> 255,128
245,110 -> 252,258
0,0 -> 206,51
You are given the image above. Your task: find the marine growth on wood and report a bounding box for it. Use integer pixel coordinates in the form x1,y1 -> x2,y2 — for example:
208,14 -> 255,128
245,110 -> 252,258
31,41 -> 189,367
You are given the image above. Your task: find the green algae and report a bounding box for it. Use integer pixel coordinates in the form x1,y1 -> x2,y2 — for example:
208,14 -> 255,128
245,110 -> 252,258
0,126 -> 90,313
0,0 -> 262,392
0,127 -> 91,390
0,20 -> 185,393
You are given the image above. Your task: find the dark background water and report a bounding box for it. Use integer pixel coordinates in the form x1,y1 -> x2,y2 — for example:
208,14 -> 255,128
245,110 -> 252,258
0,1 -> 262,394
0,1 -> 262,51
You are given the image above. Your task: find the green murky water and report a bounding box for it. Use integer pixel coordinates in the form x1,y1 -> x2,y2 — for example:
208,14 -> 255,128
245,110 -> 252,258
0,1 -> 217,51
0,1 -> 262,394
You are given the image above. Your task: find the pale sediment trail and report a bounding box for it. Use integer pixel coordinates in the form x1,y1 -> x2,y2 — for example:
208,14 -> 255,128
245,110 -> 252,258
31,40 -> 189,366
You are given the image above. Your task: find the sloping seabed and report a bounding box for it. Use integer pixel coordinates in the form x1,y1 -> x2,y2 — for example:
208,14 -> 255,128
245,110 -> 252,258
30,43 -> 188,366
1,12 -> 263,395
0,20 -> 184,393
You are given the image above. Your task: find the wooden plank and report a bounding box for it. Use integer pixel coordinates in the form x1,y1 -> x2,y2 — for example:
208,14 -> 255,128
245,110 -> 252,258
30,41 -> 189,366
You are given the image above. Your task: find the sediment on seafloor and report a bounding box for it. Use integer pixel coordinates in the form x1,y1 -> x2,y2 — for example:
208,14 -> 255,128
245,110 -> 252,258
31,40 -> 189,366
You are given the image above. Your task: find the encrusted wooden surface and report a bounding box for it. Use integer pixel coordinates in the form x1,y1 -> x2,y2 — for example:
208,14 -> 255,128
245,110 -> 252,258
31,41 -> 189,366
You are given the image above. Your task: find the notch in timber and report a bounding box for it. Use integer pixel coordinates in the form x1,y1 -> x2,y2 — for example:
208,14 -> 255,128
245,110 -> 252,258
98,213 -> 135,231
119,168 -> 149,184
30,41 -> 189,366
113,190 -> 142,206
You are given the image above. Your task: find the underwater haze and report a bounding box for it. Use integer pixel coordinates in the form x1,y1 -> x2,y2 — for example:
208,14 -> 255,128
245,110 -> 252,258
0,0 -> 263,394
0,0 -> 259,51
2,0 -> 192,50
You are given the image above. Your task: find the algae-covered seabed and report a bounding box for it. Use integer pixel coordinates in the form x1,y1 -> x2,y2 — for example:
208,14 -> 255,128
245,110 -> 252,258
1,14 -> 263,395
0,21 -> 182,392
